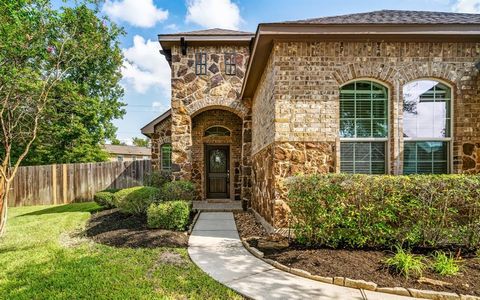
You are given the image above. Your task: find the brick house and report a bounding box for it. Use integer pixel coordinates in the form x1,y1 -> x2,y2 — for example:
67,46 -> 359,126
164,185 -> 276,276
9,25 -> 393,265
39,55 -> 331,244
141,10 -> 480,228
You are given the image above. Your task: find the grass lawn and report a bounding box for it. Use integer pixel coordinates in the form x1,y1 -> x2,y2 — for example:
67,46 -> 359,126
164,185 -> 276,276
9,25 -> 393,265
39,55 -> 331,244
0,202 -> 240,299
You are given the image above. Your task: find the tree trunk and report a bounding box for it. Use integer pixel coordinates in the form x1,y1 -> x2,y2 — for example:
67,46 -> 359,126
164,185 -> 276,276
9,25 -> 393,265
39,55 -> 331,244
0,177 -> 7,236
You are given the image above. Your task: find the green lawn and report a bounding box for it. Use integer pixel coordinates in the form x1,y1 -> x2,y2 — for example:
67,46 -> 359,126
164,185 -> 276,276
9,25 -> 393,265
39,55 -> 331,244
0,203 -> 240,300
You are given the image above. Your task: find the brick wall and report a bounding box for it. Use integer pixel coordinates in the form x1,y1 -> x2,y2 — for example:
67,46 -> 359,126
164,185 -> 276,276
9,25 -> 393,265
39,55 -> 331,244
251,40 -> 480,227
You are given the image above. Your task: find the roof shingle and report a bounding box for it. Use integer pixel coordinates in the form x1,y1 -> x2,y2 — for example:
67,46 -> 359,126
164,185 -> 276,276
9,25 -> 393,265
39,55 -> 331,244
288,10 -> 480,25
162,28 -> 254,36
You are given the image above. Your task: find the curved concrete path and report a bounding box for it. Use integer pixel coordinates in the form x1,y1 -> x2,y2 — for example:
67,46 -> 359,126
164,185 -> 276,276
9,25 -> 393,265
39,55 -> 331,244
189,212 -> 418,300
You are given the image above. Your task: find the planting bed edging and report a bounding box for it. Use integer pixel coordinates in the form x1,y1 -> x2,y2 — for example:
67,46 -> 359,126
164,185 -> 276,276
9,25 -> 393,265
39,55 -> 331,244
240,239 -> 480,300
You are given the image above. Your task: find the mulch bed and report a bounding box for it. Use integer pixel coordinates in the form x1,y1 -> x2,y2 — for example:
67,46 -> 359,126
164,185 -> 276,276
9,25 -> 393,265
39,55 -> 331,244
85,208 -> 188,248
234,211 -> 480,296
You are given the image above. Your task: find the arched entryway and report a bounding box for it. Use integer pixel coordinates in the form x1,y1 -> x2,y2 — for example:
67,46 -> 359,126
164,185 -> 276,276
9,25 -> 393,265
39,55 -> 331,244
191,109 -> 243,201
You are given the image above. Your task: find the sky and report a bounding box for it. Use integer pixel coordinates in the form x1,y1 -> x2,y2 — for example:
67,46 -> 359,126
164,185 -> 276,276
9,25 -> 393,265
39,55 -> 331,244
65,0 -> 480,144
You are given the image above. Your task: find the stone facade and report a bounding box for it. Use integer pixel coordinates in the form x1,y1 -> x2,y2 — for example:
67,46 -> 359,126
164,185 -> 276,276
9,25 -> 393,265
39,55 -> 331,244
169,43 -> 252,201
191,109 -> 243,200
251,40 -> 480,228
151,117 -> 172,170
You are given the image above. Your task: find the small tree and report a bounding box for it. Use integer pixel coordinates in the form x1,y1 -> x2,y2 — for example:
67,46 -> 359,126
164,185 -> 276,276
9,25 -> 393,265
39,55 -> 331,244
0,0 -> 124,235
132,137 -> 150,147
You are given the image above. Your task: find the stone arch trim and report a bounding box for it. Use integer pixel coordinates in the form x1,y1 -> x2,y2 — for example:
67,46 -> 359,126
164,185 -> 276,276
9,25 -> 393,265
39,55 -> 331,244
185,98 -> 249,119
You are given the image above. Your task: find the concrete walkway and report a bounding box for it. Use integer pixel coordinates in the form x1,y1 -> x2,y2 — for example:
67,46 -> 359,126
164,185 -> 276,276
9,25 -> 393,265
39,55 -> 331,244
189,212 -> 418,300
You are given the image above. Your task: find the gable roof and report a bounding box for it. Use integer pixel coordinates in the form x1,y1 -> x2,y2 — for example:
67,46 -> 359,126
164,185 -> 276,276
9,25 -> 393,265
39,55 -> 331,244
288,10 -> 480,25
161,28 -> 253,36
141,109 -> 171,138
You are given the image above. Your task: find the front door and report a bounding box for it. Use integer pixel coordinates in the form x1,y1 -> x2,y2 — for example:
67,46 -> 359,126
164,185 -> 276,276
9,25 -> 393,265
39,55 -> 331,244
206,145 -> 229,199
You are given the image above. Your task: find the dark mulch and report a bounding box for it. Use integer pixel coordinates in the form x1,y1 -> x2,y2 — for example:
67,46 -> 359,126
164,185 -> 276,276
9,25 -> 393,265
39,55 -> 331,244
85,208 -> 188,248
234,211 -> 480,296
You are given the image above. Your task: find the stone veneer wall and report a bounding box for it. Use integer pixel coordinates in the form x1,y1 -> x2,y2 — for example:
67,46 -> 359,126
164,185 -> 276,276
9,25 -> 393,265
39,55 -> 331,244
251,40 -> 480,228
169,44 -> 251,200
191,109 -> 243,200
151,117 -> 172,170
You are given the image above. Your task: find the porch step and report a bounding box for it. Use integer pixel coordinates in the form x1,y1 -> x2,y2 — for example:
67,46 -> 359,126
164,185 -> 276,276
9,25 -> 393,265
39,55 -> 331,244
192,201 -> 243,212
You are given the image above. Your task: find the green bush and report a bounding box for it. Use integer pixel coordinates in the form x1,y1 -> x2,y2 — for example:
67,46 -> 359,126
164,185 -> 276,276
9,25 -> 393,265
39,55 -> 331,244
114,186 -> 160,215
93,191 -> 116,208
431,251 -> 460,276
385,247 -> 425,279
287,174 -> 480,249
160,180 -> 195,201
144,171 -> 172,188
147,201 -> 191,230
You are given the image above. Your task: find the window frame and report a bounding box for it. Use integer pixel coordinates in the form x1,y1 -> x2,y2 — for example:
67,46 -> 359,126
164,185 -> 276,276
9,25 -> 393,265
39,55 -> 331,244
204,126 -> 231,137
195,52 -> 207,75
160,143 -> 172,171
339,79 -> 390,174
402,79 -> 453,174
224,53 -> 236,76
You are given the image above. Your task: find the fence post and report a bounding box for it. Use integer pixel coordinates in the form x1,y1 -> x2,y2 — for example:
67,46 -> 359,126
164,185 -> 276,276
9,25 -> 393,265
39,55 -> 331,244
62,164 -> 68,204
52,164 -> 57,205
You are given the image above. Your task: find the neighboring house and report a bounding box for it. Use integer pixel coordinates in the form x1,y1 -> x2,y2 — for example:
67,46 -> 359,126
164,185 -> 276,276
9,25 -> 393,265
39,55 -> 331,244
103,144 -> 151,162
142,10 -> 480,228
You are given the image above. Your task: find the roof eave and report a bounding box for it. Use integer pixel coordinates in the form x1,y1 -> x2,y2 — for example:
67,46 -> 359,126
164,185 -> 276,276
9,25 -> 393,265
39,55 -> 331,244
241,23 -> 480,99
140,109 -> 172,137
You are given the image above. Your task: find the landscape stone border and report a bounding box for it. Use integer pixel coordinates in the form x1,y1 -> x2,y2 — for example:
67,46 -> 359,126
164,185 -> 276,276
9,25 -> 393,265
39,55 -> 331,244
187,211 -> 200,235
240,239 -> 479,300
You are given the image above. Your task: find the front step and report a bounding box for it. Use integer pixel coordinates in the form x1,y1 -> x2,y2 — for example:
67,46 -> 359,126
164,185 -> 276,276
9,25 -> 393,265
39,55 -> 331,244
192,201 -> 243,212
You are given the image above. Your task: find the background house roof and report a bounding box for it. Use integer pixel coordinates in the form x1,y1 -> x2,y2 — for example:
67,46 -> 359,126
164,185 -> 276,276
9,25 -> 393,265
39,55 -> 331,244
287,10 -> 480,25
103,144 -> 151,156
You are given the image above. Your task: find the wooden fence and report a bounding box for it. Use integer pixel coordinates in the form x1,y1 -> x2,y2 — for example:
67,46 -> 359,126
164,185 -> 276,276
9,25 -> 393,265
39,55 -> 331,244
7,160 -> 152,207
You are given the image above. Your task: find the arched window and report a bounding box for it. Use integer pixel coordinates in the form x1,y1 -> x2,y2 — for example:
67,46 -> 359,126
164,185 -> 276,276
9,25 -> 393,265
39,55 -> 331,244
403,80 -> 451,174
204,126 -> 231,137
339,80 -> 388,174
160,143 -> 172,171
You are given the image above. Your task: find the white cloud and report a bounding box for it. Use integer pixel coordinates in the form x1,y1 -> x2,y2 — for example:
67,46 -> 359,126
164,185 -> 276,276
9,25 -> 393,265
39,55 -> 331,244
103,0 -> 168,28
452,0 -> 480,13
186,0 -> 242,30
165,23 -> 179,31
121,35 -> 171,95
152,101 -> 168,112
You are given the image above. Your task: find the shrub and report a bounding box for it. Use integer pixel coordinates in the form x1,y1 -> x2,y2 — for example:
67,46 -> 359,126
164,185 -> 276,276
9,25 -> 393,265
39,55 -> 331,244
114,186 -> 160,215
144,171 -> 172,188
93,191 -> 115,208
147,201 -> 191,230
385,247 -> 425,279
160,180 -> 195,201
431,251 -> 460,276
287,174 -> 480,249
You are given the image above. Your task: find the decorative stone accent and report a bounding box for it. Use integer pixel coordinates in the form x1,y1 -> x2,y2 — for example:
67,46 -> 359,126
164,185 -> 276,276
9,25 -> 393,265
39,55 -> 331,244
333,277 -> 345,286
461,142 -> 480,173
252,141 -> 335,227
344,278 -> 377,291
408,288 -> 460,300
460,295 -> 480,300
376,287 -> 411,297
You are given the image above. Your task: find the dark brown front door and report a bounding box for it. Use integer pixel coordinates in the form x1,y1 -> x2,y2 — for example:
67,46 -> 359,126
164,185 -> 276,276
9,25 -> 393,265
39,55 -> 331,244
206,145 -> 229,199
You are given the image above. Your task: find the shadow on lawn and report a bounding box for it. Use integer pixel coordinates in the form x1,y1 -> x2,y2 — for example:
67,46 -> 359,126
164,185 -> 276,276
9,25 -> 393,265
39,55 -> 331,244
19,202 -> 103,217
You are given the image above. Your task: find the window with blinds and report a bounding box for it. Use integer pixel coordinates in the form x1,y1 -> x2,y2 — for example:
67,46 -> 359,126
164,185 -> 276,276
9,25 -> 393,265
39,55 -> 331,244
339,81 -> 388,174
161,143 -> 172,171
402,80 -> 451,174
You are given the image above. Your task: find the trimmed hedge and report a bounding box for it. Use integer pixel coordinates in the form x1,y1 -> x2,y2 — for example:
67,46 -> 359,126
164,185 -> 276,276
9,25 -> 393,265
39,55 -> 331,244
114,186 -> 160,215
287,174 -> 480,249
93,191 -> 116,208
160,180 -> 195,201
147,201 -> 191,230
144,171 -> 172,188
